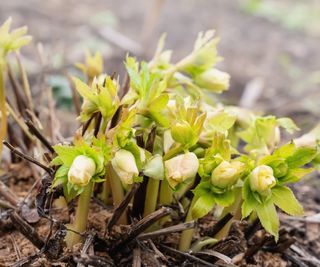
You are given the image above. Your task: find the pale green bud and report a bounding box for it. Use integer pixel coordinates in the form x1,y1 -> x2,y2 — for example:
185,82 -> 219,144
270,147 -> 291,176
165,152 -> 199,188
211,160 -> 245,188
249,165 -> 276,195
171,121 -> 195,146
112,149 -> 139,185
195,69 -> 230,93
267,126 -> 280,149
139,147 -> 146,164
163,130 -> 175,153
143,154 -> 164,180
75,51 -> 103,80
68,155 -> 96,186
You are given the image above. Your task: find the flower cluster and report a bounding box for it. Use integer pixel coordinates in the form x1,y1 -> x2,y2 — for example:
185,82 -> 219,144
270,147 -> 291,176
47,29 -> 319,249
1,17 -> 319,252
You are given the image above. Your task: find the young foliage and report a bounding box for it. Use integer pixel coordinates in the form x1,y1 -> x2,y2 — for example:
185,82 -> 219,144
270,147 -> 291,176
51,136 -> 109,201
0,18 -> 31,155
46,29 -> 320,247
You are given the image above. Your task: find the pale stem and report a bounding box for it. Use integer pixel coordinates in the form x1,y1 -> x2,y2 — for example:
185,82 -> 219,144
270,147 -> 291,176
179,196 -> 198,251
108,163 -> 128,225
143,178 -> 160,217
66,182 -> 93,248
100,175 -> 111,205
159,179 -> 173,225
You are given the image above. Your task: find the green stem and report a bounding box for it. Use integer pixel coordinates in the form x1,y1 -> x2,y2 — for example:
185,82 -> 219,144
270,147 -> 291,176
65,182 -> 93,248
214,188 -> 242,240
143,179 -> 160,217
101,118 -> 108,134
108,163 -> 128,225
99,118 -> 110,204
179,196 -> 198,251
159,179 -> 173,205
100,118 -> 111,204
100,175 -> 111,205
159,179 -> 173,225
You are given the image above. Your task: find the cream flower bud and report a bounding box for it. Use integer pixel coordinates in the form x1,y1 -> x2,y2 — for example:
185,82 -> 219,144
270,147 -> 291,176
143,154 -> 164,180
195,69 -> 230,93
165,152 -> 199,188
266,126 -> 280,149
112,149 -> 139,185
163,130 -> 175,153
68,155 -> 96,186
211,161 -> 244,188
249,165 -> 276,195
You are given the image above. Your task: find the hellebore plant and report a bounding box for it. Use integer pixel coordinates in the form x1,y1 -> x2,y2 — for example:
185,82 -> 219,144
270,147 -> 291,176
51,137 -> 109,247
0,18 -> 31,155
2,17 -> 320,255
24,24 -> 317,251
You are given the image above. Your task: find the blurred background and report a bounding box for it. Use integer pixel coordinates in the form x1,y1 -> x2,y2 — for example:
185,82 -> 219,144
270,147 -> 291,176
0,0 -> 319,133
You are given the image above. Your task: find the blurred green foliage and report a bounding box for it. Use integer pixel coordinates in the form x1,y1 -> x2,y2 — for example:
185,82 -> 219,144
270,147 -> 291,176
241,0 -> 320,36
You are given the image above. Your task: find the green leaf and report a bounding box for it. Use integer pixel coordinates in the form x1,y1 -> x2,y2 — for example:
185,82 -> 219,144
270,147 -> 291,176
237,116 -> 278,152
72,77 -> 95,102
63,184 -> 82,202
214,190 -> 235,207
125,56 -> 140,92
279,167 -> 314,184
242,200 -> 254,218
54,164 -> 69,179
277,117 -> 300,134
255,200 -> 279,240
50,156 -> 63,166
242,178 -> 258,218
205,110 -> 236,134
290,167 -> 314,179
53,145 -> 80,166
52,165 -> 69,188
148,94 -> 170,126
193,181 -> 212,197
149,94 -> 169,111
176,30 -> 219,75
271,186 -> 303,216
286,147 -> 317,168
192,194 -> 216,219
274,143 -> 295,158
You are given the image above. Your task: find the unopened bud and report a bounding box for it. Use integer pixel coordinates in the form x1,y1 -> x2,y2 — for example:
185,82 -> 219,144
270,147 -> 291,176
171,121 -> 195,145
165,152 -> 199,188
68,155 -> 96,186
163,130 -> 175,153
211,160 -> 244,188
249,165 -> 276,195
112,149 -> 139,184
143,154 -> 164,180
195,69 -> 230,93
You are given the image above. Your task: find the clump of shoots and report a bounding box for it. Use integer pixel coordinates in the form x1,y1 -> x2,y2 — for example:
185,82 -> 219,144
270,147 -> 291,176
3,18 -> 319,254
51,137 -> 108,247
47,29 -> 320,252
0,18 -> 31,155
